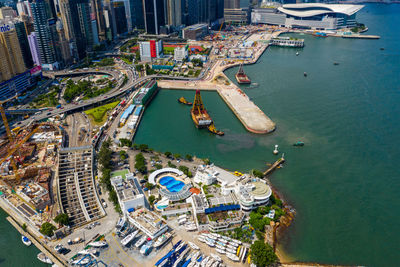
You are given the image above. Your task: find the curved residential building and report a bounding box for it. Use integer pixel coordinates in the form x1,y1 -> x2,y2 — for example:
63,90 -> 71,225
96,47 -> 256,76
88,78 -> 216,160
237,181 -> 272,212
252,3 -> 364,30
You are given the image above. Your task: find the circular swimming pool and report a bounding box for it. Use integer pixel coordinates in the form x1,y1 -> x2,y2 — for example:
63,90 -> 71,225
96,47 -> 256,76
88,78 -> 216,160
159,176 -> 185,193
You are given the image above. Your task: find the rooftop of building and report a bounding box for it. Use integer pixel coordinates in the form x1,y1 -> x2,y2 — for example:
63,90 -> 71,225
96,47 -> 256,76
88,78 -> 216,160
183,23 -> 208,31
111,170 -> 143,202
128,208 -> 167,234
278,3 -> 364,17
249,181 -> 271,199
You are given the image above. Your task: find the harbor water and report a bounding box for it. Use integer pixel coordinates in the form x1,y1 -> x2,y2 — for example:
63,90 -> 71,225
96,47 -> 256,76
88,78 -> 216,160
0,4 -> 399,267
136,4 -> 400,266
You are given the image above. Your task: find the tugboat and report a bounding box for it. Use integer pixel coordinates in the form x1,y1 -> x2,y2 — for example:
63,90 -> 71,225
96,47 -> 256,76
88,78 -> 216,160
207,122 -> 224,136
235,63 -> 251,84
178,97 -> 192,106
293,141 -> 305,146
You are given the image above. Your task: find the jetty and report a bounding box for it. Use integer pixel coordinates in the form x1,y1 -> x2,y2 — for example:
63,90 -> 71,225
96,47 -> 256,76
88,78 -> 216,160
264,155 -> 285,176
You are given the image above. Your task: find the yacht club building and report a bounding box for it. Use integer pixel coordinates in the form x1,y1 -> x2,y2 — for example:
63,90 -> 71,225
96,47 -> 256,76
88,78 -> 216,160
251,3 -> 364,30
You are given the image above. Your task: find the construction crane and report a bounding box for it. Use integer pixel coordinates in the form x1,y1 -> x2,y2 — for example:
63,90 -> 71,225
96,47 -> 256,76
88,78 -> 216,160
0,94 -> 21,182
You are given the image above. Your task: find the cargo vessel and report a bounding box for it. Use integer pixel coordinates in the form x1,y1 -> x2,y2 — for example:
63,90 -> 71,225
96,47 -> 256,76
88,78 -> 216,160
191,90 -> 212,128
235,64 -> 251,84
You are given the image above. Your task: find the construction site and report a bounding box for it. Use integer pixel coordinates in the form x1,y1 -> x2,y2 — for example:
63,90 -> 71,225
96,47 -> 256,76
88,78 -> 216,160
57,146 -> 105,228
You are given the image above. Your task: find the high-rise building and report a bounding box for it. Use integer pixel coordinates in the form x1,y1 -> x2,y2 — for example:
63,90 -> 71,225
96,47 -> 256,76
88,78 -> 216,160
17,0 -> 29,16
31,0 -> 60,70
59,0 -> 93,59
224,0 -> 239,9
56,20 -> 72,64
90,0 -> 106,40
128,0 -> 144,29
112,1 -> 128,35
23,1 -> 33,17
0,22 -> 26,82
186,0 -> 223,26
0,6 -> 16,19
139,39 -> 163,61
91,19 -> 99,45
167,0 -> 181,27
142,0 -> 166,35
28,32 -> 41,66
14,20 -> 34,68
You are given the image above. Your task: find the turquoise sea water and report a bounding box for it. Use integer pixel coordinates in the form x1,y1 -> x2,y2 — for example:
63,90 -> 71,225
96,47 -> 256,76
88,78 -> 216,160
135,4 -> 400,266
1,4 -> 399,267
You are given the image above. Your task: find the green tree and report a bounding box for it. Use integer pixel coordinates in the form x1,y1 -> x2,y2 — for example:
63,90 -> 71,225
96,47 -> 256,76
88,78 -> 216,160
135,153 -> 147,174
167,161 -> 176,168
185,154 -> 193,161
164,151 -> 172,158
119,150 -> 128,160
148,195 -> 156,206
54,213 -> 69,226
139,144 -> 149,151
250,240 -> 278,267
252,169 -> 264,178
173,153 -> 181,159
22,223 -> 27,232
145,182 -> 155,190
40,222 -> 56,237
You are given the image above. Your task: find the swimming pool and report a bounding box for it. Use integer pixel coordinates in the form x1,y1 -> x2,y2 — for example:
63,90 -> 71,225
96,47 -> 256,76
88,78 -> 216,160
159,176 -> 185,193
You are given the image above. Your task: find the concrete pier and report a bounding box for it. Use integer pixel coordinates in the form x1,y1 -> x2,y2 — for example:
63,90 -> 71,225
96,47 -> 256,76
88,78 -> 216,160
158,31 -> 279,134
158,79 -> 276,134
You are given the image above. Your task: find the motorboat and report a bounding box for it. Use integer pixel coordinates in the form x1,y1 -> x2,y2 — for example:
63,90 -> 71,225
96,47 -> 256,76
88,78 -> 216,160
154,233 -> 172,249
121,230 -> 139,246
37,252 -> 53,264
22,236 -> 32,246
134,235 -> 147,248
216,248 -> 225,254
77,248 -> 98,256
188,241 -> 199,250
226,253 -> 239,262
88,241 -> 107,248
140,240 -> 153,255
210,253 -> 222,262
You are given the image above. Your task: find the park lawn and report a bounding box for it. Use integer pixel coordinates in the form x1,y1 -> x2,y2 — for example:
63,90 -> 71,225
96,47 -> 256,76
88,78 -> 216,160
163,46 -> 175,54
84,101 -> 119,126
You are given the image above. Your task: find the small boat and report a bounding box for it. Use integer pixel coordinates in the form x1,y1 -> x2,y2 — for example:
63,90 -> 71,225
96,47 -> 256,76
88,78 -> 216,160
293,141 -> 304,146
135,235 -> 147,248
185,223 -> 197,231
77,248 -> 98,256
178,97 -> 193,106
380,47 -> 385,50
296,52 -> 299,56
37,252 -> 53,264
140,240 -> 153,255
304,72 -> 308,77
333,62 -> 339,65
226,253 -> 240,262
273,144 -> 279,155
71,256 -> 90,265
210,253 -> 222,262
22,236 -> 32,246
216,248 -> 226,254
121,230 -> 139,246
154,232 -> 172,248
188,241 -> 199,250
88,241 -> 107,247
